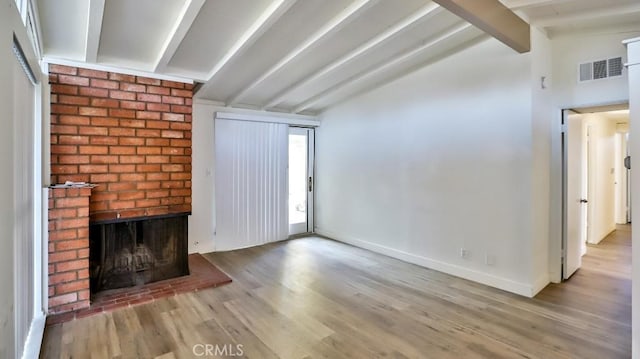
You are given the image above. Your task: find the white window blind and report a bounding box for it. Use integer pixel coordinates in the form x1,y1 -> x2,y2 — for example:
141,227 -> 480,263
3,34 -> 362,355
214,119 -> 289,251
13,39 -> 36,358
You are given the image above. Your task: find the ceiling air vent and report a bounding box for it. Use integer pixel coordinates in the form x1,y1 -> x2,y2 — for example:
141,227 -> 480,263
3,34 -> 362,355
578,57 -> 624,83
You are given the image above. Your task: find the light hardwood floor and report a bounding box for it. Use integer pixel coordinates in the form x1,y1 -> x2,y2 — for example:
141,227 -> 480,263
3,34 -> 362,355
41,227 -> 632,358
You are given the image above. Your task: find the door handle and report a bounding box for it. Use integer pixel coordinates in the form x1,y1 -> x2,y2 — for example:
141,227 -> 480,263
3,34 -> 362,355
308,177 -> 313,192
580,199 -> 588,203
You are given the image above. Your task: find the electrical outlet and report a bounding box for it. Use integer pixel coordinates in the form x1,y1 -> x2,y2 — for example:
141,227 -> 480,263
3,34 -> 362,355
460,248 -> 470,259
485,253 -> 496,266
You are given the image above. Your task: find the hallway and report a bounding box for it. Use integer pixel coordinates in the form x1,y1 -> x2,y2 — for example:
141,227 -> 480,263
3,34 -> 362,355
536,224 -> 632,340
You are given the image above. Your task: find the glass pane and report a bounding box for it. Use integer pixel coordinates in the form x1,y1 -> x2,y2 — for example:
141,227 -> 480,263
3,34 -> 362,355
289,133 -> 307,226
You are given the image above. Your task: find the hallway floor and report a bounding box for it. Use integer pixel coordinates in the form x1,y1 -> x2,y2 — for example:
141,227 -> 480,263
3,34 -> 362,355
536,224 -> 632,329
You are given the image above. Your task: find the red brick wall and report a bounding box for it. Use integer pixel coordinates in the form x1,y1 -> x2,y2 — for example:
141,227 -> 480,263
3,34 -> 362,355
48,65 -> 192,221
48,187 -> 91,314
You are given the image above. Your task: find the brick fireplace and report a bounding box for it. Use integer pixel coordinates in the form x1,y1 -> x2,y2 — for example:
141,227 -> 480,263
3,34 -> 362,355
47,64 -> 193,314
48,187 -> 91,314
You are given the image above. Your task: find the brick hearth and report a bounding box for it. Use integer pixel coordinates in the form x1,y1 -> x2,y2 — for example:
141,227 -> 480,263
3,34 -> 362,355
46,253 -> 231,325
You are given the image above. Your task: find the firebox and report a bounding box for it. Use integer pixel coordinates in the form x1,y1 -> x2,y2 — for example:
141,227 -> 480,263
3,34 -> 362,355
89,213 -> 190,294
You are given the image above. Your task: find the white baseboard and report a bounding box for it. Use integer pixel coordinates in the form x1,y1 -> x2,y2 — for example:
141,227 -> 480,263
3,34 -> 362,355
195,236 -> 293,254
189,239 -> 217,254
589,227 -> 617,245
22,313 -> 45,359
317,229 -> 538,298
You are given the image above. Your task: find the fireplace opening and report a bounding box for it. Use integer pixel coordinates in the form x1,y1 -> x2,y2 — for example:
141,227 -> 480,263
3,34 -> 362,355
89,213 -> 189,294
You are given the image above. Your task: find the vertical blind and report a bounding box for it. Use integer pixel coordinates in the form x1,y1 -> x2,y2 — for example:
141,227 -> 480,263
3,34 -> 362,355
214,119 -> 289,251
13,40 -> 36,358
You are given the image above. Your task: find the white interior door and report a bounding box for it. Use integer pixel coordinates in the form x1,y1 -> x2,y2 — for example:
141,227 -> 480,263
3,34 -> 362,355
564,111 -> 587,279
288,127 -> 314,235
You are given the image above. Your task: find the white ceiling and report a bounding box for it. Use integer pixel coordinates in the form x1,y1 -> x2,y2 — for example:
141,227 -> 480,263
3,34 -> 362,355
501,0 -> 640,35
37,0 -> 640,115
601,110 -> 630,124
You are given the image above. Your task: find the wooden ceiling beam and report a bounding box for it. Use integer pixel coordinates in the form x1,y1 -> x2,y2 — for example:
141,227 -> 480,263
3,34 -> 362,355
432,0 -> 530,53
85,0 -> 105,62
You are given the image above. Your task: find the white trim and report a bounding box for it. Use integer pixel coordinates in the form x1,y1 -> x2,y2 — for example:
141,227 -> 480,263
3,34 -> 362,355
202,0 -> 297,85
317,229 -> 538,297
32,82 -> 43,317
215,111 -> 319,127
27,0 -> 43,61
12,6 -> 40,84
226,0 -> 375,106
43,57 -> 194,83
17,0 -> 28,24
85,0 -> 105,63
263,2 -> 442,109
503,0 -> 573,10
41,188 -> 48,314
307,128 -> 315,233
154,0 -> 206,72
287,127 -> 314,236
191,238 -> 216,254
213,237 -> 291,253
195,98 -> 319,121
623,37 -> 640,45
21,314 -> 45,359
625,38 -> 639,359
294,23 -> 473,113
193,98 -> 227,107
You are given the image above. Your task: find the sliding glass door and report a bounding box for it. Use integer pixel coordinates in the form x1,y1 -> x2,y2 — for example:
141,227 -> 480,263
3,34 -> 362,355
288,127 -> 314,235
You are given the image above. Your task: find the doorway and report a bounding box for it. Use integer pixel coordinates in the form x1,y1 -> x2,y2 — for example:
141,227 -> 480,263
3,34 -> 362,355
562,105 -> 630,279
288,127 -> 315,236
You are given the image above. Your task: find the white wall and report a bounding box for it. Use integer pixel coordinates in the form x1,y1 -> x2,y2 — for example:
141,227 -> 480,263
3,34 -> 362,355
552,26 -> 639,109
530,27 -> 553,292
189,101 -> 317,254
190,101 -> 217,254
548,25 -> 640,283
583,114 -> 617,244
0,2 -> 17,356
315,38 -> 542,296
614,126 -> 628,224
